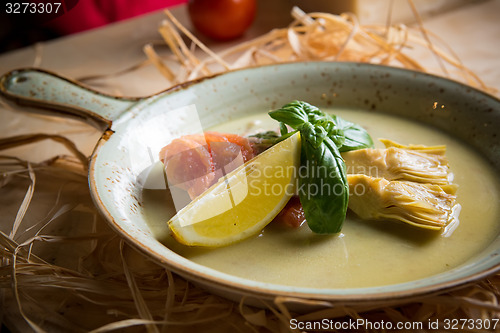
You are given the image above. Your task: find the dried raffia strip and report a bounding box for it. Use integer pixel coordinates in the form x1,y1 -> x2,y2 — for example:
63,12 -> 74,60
0,230 -> 47,265
145,5 -> 496,96
70,2 -> 496,96
144,43 -> 176,83
120,240 -> 160,333
40,155 -> 88,177
238,303 -> 267,328
403,27 -> 489,90
146,10 -> 226,82
161,270 -> 176,328
10,236 -> 46,333
89,319 -> 168,333
2,228 -> 235,330
239,297 -> 294,332
9,162 -> 35,240
32,42 -> 43,68
0,133 -> 89,169
24,202 -> 77,261
163,9 -> 231,71
160,18 -> 203,74
332,13 -> 361,61
77,58 -> 153,83
363,24 -> 426,70
159,20 -> 187,67
9,291 -> 44,333
0,154 -> 86,180
290,10 -> 422,67
406,0 -> 448,76
365,22 -> 487,89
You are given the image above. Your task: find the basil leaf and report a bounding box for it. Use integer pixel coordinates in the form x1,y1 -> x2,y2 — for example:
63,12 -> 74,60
306,106 -> 330,124
279,122 -> 289,136
298,134 -> 348,234
336,116 -> 374,152
299,122 -> 327,149
269,101 -> 309,128
268,101 -> 372,234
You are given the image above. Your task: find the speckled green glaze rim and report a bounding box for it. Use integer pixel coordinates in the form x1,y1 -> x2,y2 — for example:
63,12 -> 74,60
1,62 -> 500,308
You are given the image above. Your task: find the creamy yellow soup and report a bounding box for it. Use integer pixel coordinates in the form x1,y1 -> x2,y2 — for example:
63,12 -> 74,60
143,109 -> 500,288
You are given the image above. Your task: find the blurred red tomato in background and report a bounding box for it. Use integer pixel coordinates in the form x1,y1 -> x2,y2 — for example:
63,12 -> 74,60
188,0 -> 256,40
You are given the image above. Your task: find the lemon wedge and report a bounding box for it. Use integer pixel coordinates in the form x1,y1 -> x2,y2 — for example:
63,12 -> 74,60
168,132 -> 301,247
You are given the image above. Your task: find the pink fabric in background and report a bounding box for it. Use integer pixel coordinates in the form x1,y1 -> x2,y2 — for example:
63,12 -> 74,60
47,0 -> 187,35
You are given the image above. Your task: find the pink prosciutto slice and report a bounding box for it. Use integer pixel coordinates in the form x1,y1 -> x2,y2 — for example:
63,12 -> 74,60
159,132 -> 255,199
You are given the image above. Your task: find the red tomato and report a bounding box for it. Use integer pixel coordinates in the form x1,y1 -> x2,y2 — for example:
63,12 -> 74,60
188,0 -> 257,41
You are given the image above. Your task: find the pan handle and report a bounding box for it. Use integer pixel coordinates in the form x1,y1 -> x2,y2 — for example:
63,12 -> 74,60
0,68 -> 139,130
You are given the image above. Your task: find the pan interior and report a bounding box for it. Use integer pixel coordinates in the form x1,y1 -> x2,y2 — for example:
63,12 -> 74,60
89,62 -> 500,300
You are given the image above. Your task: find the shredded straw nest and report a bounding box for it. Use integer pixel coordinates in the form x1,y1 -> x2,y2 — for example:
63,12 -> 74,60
1,4 -> 500,332
136,6 -> 495,95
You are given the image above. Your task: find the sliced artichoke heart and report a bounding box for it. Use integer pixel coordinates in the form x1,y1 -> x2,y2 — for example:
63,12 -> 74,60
342,140 -> 450,185
347,174 -> 459,230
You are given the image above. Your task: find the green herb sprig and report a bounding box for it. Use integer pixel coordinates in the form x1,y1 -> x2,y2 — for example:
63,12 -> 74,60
268,101 -> 374,233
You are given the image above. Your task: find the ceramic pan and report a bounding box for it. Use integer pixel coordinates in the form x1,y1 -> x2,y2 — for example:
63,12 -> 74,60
1,62 -> 500,310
